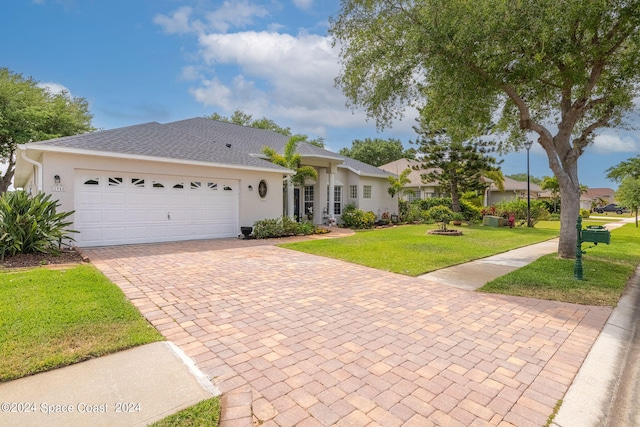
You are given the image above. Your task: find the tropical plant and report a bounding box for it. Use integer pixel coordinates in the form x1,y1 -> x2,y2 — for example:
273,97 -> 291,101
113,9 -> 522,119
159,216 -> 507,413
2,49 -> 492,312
541,176 -> 560,213
0,191 -> 76,259
263,135 -> 319,217
483,169 -> 505,192
387,168 -> 412,198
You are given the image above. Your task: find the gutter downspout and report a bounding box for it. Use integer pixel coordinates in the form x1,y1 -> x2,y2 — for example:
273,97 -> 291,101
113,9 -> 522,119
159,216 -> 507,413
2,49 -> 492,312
18,145 -> 43,192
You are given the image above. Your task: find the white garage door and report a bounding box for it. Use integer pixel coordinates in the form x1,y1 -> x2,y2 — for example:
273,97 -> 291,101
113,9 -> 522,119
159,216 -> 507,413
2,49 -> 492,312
74,170 -> 239,247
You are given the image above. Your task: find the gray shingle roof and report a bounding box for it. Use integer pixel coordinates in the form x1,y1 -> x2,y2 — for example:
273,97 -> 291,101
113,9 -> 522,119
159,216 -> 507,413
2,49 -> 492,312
25,117 -> 392,177
26,121 -> 290,172
167,118 -> 391,177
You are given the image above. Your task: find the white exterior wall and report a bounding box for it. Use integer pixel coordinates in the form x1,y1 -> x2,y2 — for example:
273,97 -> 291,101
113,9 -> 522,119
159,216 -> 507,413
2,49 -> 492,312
358,176 -> 395,218
34,152 -> 284,233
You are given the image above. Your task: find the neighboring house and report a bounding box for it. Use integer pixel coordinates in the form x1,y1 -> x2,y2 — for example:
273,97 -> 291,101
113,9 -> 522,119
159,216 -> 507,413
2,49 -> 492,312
538,187 -> 616,211
14,117 -> 394,247
379,159 -> 444,201
485,176 -> 542,206
582,187 -> 616,210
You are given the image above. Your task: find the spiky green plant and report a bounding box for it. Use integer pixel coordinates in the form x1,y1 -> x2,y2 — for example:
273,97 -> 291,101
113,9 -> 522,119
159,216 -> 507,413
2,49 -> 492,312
0,191 -> 76,259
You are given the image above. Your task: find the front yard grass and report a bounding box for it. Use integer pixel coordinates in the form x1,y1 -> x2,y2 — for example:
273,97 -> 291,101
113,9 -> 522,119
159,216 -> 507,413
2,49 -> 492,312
280,223 -> 559,276
480,224 -> 640,306
149,397 -> 221,427
0,265 -> 163,382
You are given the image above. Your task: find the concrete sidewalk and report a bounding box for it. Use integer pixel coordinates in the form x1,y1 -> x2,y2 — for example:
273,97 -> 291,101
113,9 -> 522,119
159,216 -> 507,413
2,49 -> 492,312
418,238 -> 559,290
0,342 -> 219,427
419,215 -> 635,291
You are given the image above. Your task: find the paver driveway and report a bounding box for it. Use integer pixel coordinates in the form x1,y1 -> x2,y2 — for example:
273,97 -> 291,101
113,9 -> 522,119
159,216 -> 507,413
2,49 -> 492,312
83,238 -> 611,427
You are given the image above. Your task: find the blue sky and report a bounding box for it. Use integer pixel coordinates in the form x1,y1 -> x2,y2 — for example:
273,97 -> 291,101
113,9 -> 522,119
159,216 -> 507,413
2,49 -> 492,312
2,0 -> 638,189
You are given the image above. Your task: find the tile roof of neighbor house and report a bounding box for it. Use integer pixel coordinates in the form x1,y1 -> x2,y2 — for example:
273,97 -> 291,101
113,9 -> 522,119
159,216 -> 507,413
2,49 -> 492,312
584,188 -> 615,199
491,176 -> 542,192
379,158 -> 442,186
23,117 -> 392,177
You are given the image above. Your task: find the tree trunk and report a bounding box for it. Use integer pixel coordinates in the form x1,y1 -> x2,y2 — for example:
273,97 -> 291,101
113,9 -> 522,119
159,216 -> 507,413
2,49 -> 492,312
0,153 -> 16,194
450,180 -> 461,213
556,166 -> 580,259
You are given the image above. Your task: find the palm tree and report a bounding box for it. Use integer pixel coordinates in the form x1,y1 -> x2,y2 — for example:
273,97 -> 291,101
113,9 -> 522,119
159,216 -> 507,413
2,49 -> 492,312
541,176 -> 560,213
483,169 -> 505,192
387,168 -> 412,198
263,135 -> 318,218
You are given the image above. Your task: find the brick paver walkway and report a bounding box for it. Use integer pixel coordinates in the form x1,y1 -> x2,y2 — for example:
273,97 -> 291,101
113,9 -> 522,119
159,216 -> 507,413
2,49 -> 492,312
83,238 -> 611,427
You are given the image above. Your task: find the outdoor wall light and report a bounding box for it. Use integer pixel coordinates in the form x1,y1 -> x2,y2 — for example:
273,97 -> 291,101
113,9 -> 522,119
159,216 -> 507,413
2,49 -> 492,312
248,185 -> 253,191
54,175 -> 61,184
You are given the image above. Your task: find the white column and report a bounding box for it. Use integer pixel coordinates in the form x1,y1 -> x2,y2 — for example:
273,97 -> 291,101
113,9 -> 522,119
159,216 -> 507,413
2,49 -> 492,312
328,167 -> 336,219
327,163 -> 338,218
287,177 -> 295,218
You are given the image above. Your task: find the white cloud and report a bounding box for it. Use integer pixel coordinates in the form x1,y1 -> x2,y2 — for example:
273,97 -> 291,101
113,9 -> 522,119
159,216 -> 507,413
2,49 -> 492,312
154,7 -> 197,34
292,0 -> 314,10
205,1 -> 268,33
191,31 -> 366,126
37,82 -> 70,96
592,132 -> 640,153
156,4 -> 418,143
189,77 -> 235,111
155,2 -> 268,35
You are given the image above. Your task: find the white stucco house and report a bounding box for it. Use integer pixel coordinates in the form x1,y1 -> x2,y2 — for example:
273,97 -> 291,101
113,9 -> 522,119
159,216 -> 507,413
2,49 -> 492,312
14,117 -> 395,247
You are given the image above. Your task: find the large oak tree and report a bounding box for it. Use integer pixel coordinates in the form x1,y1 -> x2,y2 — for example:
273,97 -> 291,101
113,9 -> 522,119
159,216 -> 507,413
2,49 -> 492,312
0,68 -> 94,193
330,0 -> 640,258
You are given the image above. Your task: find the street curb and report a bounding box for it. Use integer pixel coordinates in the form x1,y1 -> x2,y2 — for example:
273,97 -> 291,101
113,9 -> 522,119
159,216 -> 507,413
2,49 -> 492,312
552,265 -> 640,427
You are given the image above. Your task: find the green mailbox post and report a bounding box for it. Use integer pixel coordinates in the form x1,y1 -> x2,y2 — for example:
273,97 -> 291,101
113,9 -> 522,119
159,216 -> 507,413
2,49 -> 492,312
574,216 -> 611,280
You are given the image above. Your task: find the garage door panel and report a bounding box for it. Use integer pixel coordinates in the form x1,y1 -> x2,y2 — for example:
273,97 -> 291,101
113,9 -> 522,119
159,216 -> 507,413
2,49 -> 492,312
75,170 -> 239,246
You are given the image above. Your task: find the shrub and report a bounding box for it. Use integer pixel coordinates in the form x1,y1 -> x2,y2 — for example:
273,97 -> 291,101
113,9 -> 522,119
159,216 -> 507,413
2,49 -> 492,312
549,213 -> 561,221
341,204 -> 375,229
404,203 -> 424,223
492,200 -> 549,226
460,200 -> 482,222
253,217 -> 318,239
417,197 -> 452,211
253,218 -> 283,239
0,191 -> 76,259
398,199 -> 410,221
425,205 -> 454,231
580,209 -> 590,218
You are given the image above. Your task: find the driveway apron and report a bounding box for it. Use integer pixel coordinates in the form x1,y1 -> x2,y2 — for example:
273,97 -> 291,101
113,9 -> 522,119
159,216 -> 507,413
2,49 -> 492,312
83,239 -> 611,427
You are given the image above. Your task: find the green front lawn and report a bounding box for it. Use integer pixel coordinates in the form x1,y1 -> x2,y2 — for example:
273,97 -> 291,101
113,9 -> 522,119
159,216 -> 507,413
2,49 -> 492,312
0,265 -> 163,382
281,223 -> 559,276
481,224 -> 640,305
149,397 -> 221,427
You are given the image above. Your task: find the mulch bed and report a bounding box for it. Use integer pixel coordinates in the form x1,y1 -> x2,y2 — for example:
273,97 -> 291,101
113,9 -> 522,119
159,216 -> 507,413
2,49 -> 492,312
0,249 -> 86,269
